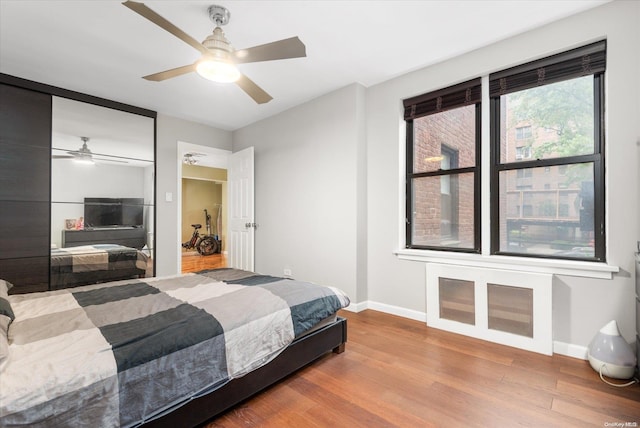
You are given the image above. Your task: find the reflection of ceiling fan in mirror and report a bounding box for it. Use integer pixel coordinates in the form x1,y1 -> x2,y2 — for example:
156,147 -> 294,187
183,152 -> 205,165
122,1 -> 306,104
52,137 -> 128,165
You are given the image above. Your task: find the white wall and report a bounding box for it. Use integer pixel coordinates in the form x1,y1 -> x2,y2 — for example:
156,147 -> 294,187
366,0 -> 640,348
155,114 -> 232,276
232,84 -> 367,303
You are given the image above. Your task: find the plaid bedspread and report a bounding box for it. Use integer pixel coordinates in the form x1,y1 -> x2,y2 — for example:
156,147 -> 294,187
0,268 -> 350,427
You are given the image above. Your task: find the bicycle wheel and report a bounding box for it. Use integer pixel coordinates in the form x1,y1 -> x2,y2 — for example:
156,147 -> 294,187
198,236 -> 218,256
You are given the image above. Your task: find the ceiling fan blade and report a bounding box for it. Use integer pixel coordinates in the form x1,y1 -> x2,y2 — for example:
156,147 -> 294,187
95,157 -> 129,164
233,37 -> 306,64
143,64 -> 196,81
122,1 -> 209,56
235,74 -> 273,104
52,155 -> 74,159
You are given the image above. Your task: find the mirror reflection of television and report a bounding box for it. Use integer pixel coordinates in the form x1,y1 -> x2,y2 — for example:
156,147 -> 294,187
84,198 -> 144,228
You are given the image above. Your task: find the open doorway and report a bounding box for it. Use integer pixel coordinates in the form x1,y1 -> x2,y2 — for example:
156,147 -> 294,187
177,142 -> 230,273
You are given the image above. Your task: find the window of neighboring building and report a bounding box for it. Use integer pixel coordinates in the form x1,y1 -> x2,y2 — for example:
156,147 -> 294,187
515,145 -> 532,160
515,125 -> 532,140
404,79 -> 481,251
490,40 -> 606,261
516,169 -> 533,179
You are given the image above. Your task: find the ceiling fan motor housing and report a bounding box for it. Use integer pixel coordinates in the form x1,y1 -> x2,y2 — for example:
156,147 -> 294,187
79,137 -> 92,154
202,27 -> 233,59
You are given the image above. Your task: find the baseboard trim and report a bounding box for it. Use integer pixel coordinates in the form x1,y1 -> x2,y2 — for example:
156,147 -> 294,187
343,300 -> 426,322
344,301 -> 368,313
344,301 -> 587,360
554,341 -> 588,360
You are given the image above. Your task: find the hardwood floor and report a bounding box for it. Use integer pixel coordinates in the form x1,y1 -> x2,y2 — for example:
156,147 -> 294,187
181,251 -> 227,273
206,310 -> 640,427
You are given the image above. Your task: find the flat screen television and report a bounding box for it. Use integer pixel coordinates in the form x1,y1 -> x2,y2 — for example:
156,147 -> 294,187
84,197 -> 144,228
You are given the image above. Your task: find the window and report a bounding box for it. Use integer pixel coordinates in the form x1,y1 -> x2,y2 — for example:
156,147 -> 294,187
516,169 -> 533,179
515,168 -> 533,190
490,40 -> 606,261
404,79 -> 481,251
515,146 -> 532,160
402,41 -> 606,263
515,126 -> 532,140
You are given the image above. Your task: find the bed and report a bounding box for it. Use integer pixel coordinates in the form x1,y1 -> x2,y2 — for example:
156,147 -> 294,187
0,268 -> 350,427
50,244 -> 149,289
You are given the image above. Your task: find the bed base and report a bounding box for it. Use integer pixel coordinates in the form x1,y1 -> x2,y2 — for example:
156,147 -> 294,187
143,316 -> 348,427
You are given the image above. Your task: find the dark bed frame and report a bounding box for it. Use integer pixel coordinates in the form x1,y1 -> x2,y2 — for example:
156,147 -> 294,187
144,316 -> 348,427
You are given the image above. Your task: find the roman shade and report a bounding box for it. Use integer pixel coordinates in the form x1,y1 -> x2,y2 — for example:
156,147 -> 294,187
403,78 -> 481,120
489,40 -> 606,97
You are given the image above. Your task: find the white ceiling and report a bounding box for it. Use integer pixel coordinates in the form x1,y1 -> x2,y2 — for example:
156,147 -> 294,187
1,0 -> 609,132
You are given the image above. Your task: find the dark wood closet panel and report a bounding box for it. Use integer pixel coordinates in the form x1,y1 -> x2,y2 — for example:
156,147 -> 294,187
0,83 -> 52,293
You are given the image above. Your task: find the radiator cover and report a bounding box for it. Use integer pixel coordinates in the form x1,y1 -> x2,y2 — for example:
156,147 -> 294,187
426,263 -> 553,355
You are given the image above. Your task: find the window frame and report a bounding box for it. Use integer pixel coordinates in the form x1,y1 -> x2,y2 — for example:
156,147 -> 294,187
404,79 -> 482,253
489,41 -> 606,262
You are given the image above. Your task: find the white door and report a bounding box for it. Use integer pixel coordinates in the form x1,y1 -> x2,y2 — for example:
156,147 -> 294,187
228,146 -> 255,270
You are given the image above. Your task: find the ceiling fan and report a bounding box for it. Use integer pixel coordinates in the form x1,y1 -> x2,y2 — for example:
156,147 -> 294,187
122,1 -> 307,104
183,152 -> 205,165
52,137 -> 127,165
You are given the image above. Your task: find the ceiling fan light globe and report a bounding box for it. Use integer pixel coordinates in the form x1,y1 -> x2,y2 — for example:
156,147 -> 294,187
196,59 -> 240,83
73,158 -> 95,165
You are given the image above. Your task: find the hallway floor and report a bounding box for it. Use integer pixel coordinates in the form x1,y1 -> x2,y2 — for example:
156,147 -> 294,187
181,251 -> 227,273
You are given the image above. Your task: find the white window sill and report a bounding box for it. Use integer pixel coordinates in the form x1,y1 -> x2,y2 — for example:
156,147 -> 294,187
394,249 -> 619,279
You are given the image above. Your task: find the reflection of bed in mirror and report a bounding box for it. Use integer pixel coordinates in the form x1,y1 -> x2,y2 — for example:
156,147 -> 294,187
50,244 -> 148,289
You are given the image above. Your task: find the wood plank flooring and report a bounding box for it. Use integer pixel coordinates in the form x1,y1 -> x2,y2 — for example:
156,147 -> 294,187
181,251 -> 226,273
206,310 -> 640,427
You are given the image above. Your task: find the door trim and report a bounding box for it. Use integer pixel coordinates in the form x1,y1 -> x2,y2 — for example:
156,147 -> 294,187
176,141 -> 231,273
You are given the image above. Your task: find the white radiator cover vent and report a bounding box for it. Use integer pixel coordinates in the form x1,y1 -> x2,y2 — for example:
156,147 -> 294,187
426,263 -> 553,355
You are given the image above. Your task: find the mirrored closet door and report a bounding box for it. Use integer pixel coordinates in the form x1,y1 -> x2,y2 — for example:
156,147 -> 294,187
50,97 -> 155,289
